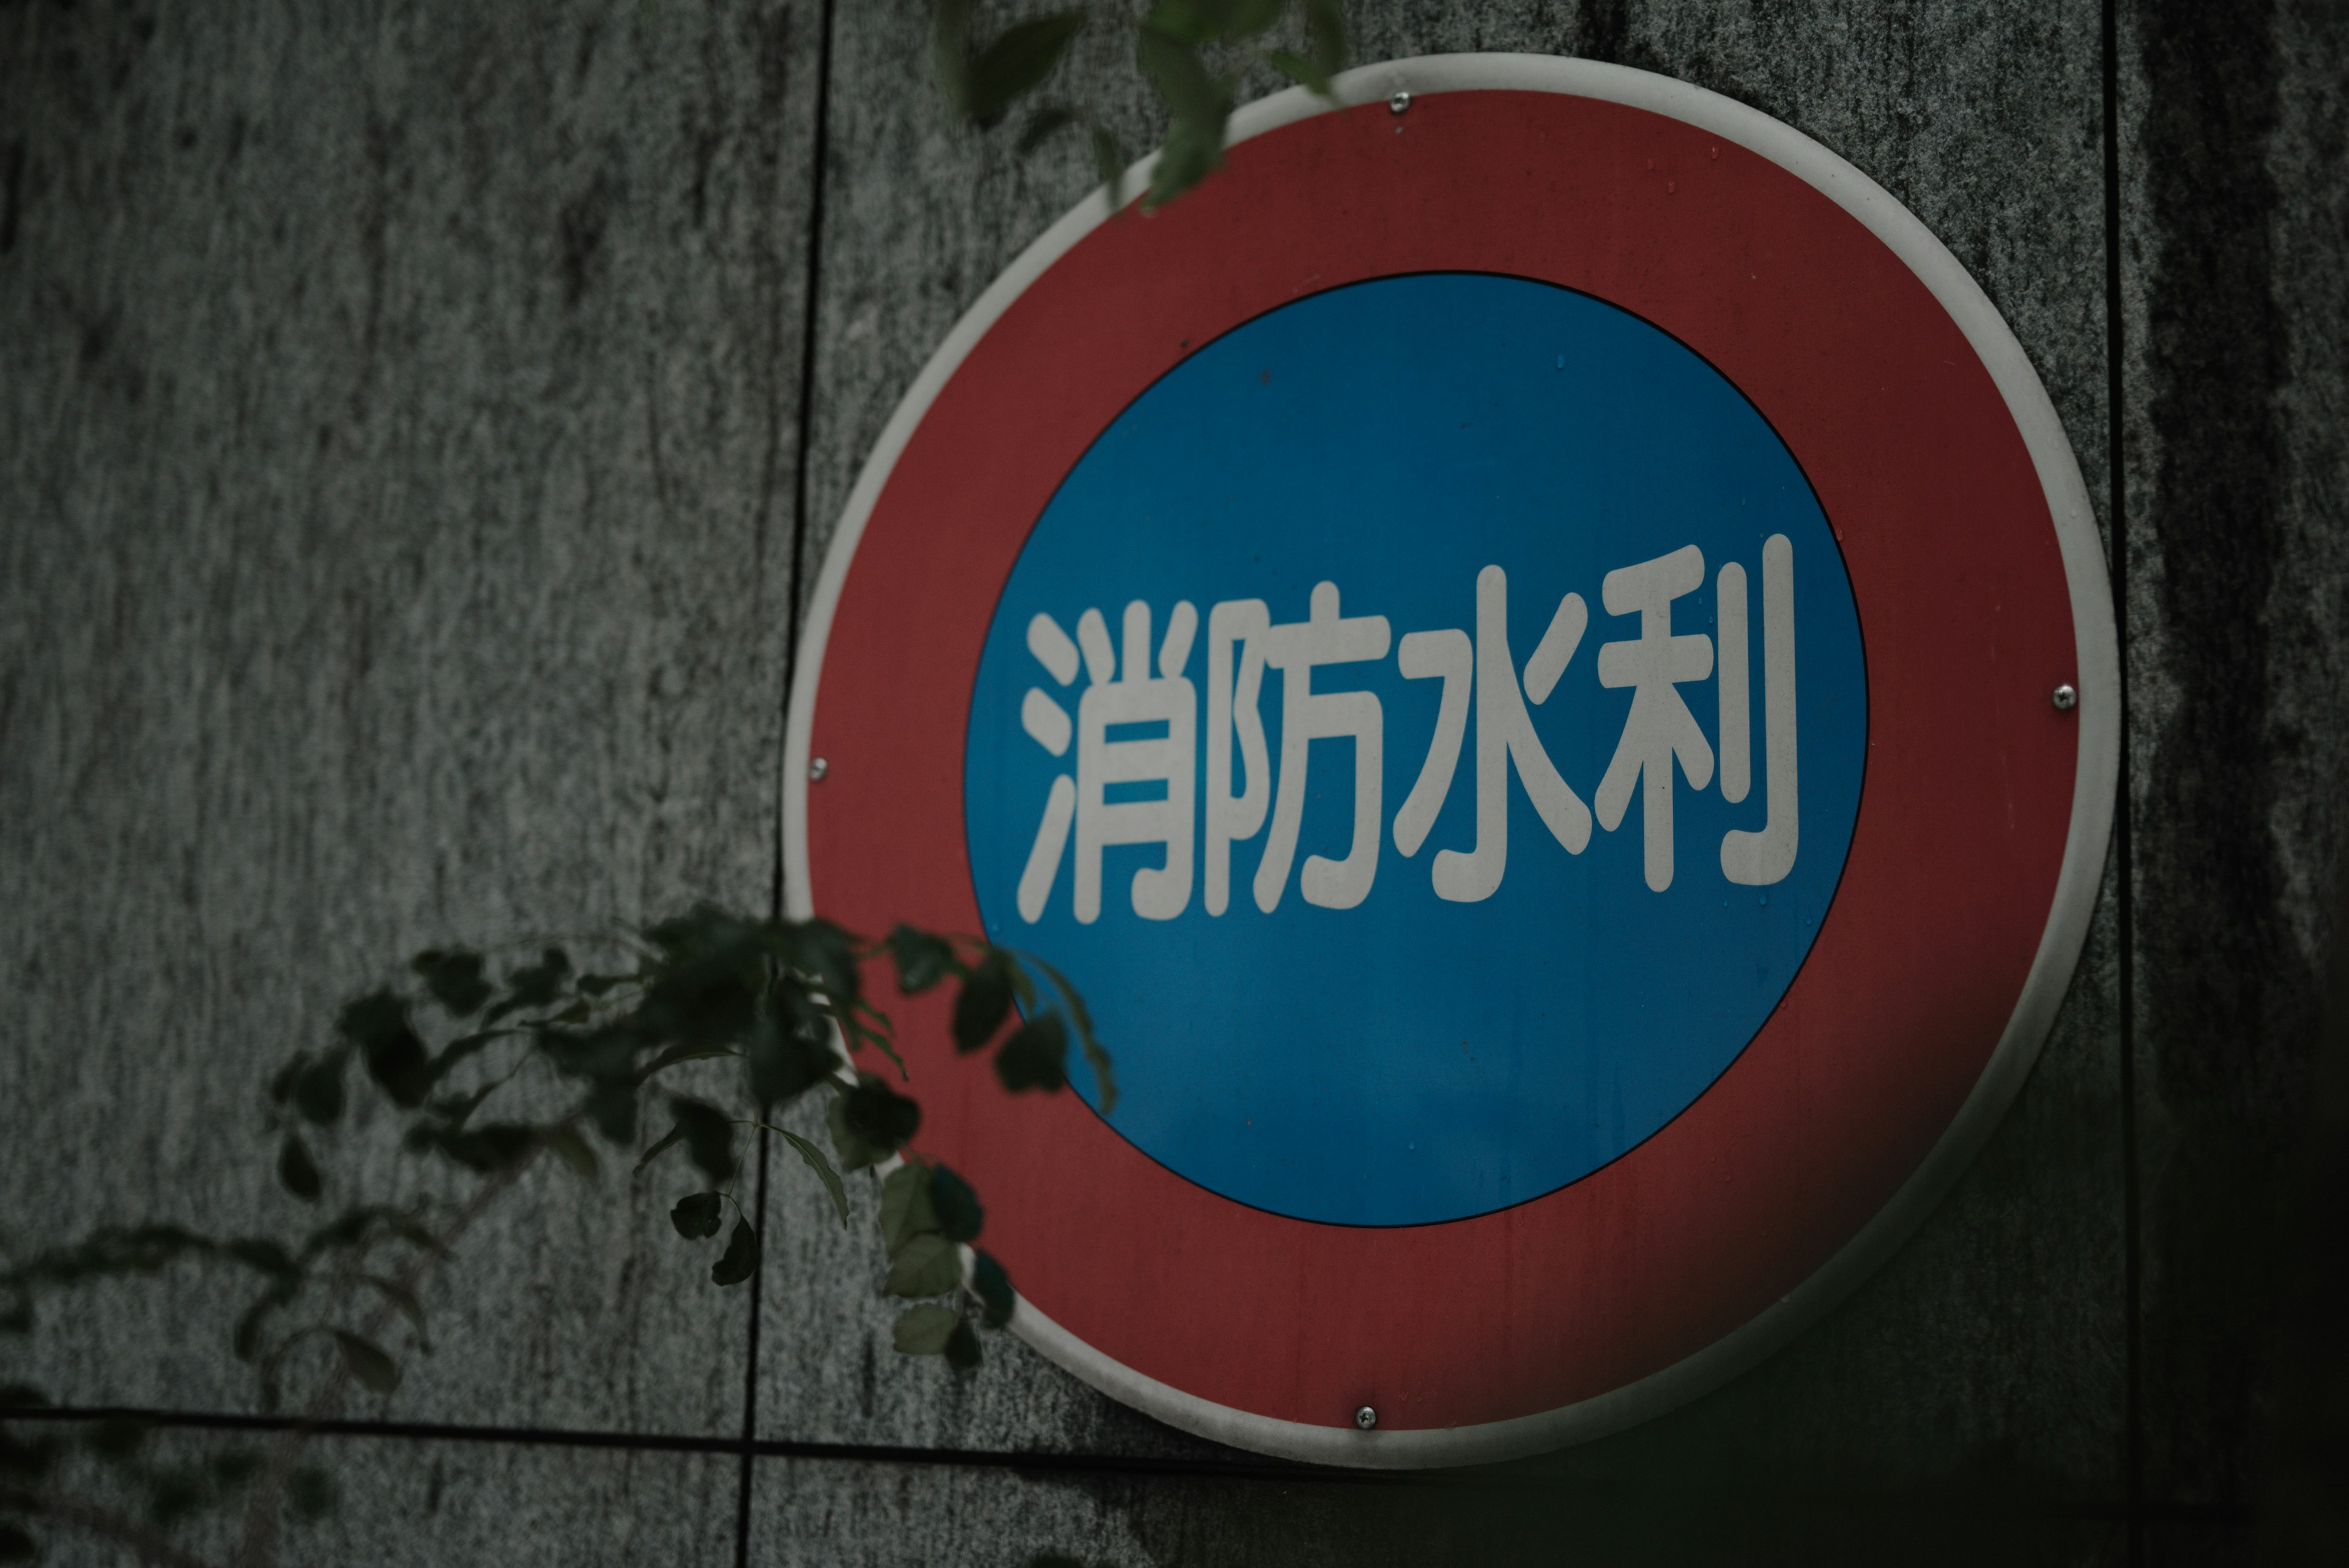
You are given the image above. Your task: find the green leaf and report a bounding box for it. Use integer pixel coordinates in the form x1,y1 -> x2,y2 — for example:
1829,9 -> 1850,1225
780,1129 -> 850,1228
965,12 -> 1087,125
1304,0 -> 1347,75
927,1162 -> 985,1243
426,1081 -> 500,1133
827,1090 -> 889,1173
540,1126 -> 601,1183
355,1274 -> 427,1336
787,917 -> 863,1010
1146,0 -> 1283,44
292,1050 -> 348,1126
1137,26 -> 1230,209
341,991 -> 432,1109
0,1299 -> 29,1335
332,1329 -> 401,1395
892,1302 -> 960,1354
336,990 -> 407,1051
879,1161 -> 940,1250
747,995 -> 830,1107
639,1040 -> 741,1079
384,1213 -> 449,1257
971,1249 -> 1016,1329
841,1074 -> 921,1151
839,1000 -> 908,1080
995,1013 -> 1069,1093
426,1121 -> 538,1173
931,0 -> 972,120
225,1238 -> 298,1279
944,1318 -> 983,1371
1264,46 -> 1333,99
539,1025 -> 635,1082
886,1232 -> 963,1298
269,1052 -> 309,1106
0,1524 -> 35,1563
1016,105 -> 1075,156
1138,25 -> 1225,127
233,1287 -> 291,1362
1026,953 -> 1116,1115
951,953 -> 1014,1052
669,1096 -> 737,1183
1148,107 -> 1228,210
670,1191 -> 723,1239
1143,0 -> 1215,44
1226,0 -> 1284,38
1090,125 -> 1129,213
587,1080 -> 640,1145
429,1028 -> 516,1085
886,926 -> 957,993
710,1218 -> 761,1287
296,1205 -> 392,1259
287,1465 -> 339,1520
411,948 -> 493,1017
491,947 -> 573,1022
634,1123 -> 688,1173
278,1134 -> 323,1202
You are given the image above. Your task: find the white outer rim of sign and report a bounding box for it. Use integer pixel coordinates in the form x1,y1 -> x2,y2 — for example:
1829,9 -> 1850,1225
782,54 -> 2120,1471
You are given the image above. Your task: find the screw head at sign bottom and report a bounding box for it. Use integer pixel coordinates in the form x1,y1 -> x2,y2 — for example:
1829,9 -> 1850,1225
2051,683 -> 2078,712
1389,91 -> 1411,115
809,756 -> 829,780
1354,1405 -> 1378,1431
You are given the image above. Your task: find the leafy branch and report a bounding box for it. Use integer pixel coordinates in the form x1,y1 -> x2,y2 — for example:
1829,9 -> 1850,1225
932,0 -> 1351,211
0,906 -> 1108,1567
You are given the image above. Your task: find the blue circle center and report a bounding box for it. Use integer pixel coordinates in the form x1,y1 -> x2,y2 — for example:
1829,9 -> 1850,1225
963,273 -> 1866,1226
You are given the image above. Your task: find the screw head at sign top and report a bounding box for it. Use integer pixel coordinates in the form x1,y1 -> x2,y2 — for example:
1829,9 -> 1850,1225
809,757 -> 829,781
1354,1405 -> 1378,1430
2051,684 -> 2078,712
1389,90 -> 1411,115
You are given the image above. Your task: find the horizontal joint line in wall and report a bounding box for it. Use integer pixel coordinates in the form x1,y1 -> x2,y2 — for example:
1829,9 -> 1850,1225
0,1407 -> 2253,1520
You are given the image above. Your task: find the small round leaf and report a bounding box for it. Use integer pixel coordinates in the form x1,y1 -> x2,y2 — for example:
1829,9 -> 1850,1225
892,1303 -> 960,1356
710,1218 -> 761,1287
670,1192 -> 723,1240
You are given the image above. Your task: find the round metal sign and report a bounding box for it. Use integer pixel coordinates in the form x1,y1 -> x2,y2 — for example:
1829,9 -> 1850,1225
785,56 -> 2117,1466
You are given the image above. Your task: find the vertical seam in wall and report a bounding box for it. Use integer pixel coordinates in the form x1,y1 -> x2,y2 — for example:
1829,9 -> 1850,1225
2101,0 -> 2142,1560
735,1127 -> 775,1567
743,0 -> 841,1560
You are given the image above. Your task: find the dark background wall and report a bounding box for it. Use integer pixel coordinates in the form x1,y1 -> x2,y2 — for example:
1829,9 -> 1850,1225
1,1 -> 2342,1563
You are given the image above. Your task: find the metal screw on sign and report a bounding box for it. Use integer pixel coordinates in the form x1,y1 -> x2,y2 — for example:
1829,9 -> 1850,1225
809,757 -> 829,781
1389,91 -> 1411,115
2050,684 -> 2078,712
1354,1405 -> 1378,1430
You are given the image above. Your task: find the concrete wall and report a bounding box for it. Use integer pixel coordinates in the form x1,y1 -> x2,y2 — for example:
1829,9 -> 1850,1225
1,1 -> 2341,1562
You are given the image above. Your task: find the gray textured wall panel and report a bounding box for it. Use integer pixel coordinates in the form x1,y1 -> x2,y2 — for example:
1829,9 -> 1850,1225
750,1452 -> 2126,1567
0,0 -> 820,1434
765,0 -> 2126,1506
28,1429 -> 737,1568
2123,0 -> 2349,1523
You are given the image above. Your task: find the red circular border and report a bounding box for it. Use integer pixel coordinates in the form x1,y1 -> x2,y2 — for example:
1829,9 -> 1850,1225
806,91 -> 2079,1433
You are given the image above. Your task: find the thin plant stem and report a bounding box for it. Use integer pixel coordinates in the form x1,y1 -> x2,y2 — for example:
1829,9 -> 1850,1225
231,1149 -> 541,1568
